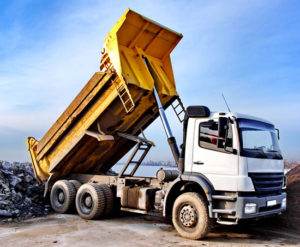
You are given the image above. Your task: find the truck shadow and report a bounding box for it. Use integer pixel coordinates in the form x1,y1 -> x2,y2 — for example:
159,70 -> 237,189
117,212 -> 300,246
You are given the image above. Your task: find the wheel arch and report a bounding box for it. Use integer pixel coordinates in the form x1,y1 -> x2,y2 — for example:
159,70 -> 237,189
163,173 -> 214,218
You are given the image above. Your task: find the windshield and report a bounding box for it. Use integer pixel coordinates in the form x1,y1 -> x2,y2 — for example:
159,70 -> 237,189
238,119 -> 282,159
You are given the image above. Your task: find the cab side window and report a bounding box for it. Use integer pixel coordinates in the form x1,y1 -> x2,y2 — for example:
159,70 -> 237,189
199,120 -> 233,152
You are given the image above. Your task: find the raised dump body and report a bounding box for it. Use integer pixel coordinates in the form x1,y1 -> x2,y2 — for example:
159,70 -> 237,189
27,9 -> 182,183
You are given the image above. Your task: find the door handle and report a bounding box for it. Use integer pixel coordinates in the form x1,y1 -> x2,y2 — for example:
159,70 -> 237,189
194,161 -> 204,165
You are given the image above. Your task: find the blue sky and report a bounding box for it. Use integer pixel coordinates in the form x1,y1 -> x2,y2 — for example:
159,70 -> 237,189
0,0 -> 299,162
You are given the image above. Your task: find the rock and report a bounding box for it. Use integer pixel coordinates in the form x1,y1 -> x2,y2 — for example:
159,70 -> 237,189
0,209 -> 13,217
24,197 -> 32,205
0,161 -> 11,170
0,200 -> 9,206
15,183 -> 26,192
10,176 -> 22,186
24,175 -> 33,183
2,183 -> 9,190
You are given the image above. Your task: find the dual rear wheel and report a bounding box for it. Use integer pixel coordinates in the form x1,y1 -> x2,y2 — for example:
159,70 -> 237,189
76,183 -> 114,219
50,181 -> 210,239
50,180 -> 114,219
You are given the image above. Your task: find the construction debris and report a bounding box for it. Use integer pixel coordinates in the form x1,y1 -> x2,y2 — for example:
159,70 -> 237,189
283,165 -> 300,231
258,164 -> 300,233
0,161 -> 51,221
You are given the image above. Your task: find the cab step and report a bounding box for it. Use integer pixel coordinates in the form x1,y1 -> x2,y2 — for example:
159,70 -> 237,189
216,219 -> 238,225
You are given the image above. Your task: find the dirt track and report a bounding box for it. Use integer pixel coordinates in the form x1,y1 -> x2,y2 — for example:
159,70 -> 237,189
0,213 -> 299,247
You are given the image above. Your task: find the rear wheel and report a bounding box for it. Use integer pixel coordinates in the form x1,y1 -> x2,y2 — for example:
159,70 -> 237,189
50,180 -> 76,213
99,184 -> 114,216
76,183 -> 105,219
172,192 -> 211,239
69,180 -> 82,191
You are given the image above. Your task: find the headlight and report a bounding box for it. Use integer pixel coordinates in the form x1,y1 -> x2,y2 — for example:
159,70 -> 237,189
282,198 -> 287,209
244,203 -> 257,214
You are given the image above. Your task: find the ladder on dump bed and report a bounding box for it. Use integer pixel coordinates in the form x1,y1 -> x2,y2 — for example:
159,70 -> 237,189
117,132 -> 154,177
171,97 -> 186,123
112,76 -> 135,113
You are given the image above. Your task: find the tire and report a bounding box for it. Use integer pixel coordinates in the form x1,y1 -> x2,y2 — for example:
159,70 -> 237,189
69,180 -> 82,191
50,180 -> 76,213
76,183 -> 105,220
99,184 -> 114,216
172,192 -> 211,239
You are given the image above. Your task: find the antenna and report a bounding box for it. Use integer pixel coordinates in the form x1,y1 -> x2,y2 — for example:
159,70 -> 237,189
222,93 -> 231,112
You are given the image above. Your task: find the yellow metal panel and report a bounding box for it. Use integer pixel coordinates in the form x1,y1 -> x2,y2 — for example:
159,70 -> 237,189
150,60 -> 177,96
48,85 -> 119,172
120,46 -> 154,90
101,9 -> 182,96
26,137 -> 49,183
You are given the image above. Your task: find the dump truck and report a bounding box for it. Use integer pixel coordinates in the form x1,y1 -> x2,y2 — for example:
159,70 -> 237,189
27,9 -> 287,239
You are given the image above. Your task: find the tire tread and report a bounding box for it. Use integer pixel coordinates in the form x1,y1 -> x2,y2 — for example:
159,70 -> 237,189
69,180 -> 82,191
99,184 -> 114,216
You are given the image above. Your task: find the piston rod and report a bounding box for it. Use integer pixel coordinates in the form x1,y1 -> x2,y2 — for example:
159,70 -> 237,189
142,56 -> 180,164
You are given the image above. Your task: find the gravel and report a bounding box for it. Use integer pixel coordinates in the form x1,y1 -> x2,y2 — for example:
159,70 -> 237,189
0,161 -> 51,221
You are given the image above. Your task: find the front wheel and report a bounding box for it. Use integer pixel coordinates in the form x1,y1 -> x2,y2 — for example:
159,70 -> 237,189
172,192 -> 211,239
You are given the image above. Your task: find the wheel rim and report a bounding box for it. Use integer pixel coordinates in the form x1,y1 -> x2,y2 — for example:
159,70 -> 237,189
58,191 -> 65,203
80,192 -> 94,214
84,195 -> 93,208
179,204 -> 198,228
55,188 -> 65,205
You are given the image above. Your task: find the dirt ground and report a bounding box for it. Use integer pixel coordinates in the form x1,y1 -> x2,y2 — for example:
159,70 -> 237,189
0,213 -> 299,247
267,165 -> 300,232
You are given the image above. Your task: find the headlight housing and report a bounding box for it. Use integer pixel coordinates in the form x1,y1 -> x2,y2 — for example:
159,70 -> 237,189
244,203 -> 257,214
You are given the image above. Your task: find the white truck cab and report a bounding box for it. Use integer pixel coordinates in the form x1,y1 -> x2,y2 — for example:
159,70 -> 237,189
180,106 -> 286,224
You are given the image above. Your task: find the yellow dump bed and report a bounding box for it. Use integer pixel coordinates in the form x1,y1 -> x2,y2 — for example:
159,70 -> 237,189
26,9 -> 182,183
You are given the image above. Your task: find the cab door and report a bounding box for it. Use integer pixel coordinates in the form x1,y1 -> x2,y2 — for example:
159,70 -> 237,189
192,118 -> 238,189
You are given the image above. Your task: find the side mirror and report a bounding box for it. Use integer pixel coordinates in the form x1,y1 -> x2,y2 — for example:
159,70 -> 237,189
276,128 -> 280,140
218,117 -> 227,138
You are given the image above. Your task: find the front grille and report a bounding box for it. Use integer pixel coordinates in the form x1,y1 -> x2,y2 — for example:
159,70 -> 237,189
249,173 -> 283,196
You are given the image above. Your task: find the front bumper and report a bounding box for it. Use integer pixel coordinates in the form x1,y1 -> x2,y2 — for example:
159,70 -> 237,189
236,193 -> 286,219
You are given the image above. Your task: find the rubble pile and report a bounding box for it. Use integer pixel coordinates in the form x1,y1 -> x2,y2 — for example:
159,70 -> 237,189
0,161 -> 51,220
284,165 -> 300,227
263,165 -> 300,233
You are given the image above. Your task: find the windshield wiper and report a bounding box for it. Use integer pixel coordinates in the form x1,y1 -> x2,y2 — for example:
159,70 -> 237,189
246,148 -> 268,158
266,149 -> 283,159
272,153 -> 283,159
255,153 -> 267,158
247,148 -> 264,151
